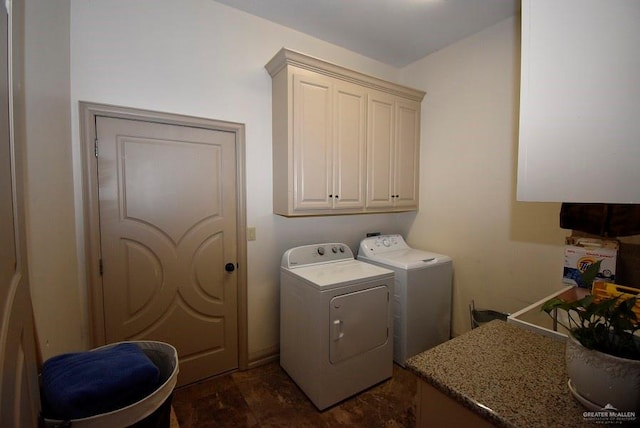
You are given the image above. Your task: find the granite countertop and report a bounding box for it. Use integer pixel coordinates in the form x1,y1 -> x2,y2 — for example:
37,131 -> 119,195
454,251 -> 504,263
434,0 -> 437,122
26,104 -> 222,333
405,320 -> 595,428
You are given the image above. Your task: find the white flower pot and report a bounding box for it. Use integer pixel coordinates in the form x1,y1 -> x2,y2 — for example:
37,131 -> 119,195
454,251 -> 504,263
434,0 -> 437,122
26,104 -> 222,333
566,333 -> 640,412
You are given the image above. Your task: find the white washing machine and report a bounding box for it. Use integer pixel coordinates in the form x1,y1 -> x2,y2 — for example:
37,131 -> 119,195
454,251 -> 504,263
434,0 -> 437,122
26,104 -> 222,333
280,243 -> 394,410
358,234 -> 452,366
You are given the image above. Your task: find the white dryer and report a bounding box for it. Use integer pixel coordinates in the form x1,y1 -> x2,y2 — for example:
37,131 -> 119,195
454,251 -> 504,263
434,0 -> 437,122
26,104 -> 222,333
358,234 -> 452,366
280,243 -> 394,410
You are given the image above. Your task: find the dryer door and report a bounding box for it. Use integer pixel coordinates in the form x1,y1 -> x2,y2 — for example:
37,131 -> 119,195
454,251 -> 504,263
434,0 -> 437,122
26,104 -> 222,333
330,285 -> 389,364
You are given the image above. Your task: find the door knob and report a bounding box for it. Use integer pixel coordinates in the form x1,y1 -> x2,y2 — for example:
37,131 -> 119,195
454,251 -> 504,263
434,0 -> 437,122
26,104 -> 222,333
225,263 -> 236,272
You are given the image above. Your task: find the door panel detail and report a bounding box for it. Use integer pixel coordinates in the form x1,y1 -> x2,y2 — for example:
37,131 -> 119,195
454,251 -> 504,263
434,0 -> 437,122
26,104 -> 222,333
193,232 -> 225,302
120,137 -> 222,244
136,301 -> 227,358
123,239 -> 163,316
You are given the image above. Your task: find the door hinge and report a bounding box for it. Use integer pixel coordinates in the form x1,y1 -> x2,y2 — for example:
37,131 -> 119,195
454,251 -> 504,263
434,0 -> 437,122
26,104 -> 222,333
99,258 -> 103,276
94,138 -> 99,158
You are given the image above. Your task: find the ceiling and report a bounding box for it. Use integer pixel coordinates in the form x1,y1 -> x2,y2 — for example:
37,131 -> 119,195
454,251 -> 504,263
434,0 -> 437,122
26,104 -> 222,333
215,0 -> 521,67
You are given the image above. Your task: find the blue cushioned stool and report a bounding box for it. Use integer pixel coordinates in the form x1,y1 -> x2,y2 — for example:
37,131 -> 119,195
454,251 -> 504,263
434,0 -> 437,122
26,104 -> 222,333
40,341 -> 178,428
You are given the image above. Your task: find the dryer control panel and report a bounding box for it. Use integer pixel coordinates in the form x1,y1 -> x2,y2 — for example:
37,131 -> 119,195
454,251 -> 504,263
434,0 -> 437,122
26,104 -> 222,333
281,243 -> 353,268
359,234 -> 409,255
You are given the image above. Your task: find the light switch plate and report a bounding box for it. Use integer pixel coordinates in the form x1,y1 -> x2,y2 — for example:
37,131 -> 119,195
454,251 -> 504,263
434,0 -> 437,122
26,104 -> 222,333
247,227 -> 256,241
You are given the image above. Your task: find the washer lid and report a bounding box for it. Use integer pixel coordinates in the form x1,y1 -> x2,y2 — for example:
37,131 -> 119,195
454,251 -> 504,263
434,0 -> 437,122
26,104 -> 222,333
284,259 -> 393,289
359,248 -> 451,270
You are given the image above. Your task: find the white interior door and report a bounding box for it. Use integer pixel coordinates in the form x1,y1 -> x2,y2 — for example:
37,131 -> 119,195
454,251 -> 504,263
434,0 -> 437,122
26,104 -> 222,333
0,0 -> 41,424
96,116 -> 239,386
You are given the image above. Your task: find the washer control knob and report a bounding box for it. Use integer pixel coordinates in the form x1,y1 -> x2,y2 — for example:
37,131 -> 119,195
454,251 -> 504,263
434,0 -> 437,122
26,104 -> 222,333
331,246 -> 338,253
317,247 -> 325,256
382,238 -> 391,247
339,246 -> 345,253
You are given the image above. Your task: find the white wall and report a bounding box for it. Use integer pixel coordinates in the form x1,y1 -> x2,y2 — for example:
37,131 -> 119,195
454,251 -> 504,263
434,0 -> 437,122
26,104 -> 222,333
23,0 -> 84,359
401,16 -> 567,336
69,0 -> 412,361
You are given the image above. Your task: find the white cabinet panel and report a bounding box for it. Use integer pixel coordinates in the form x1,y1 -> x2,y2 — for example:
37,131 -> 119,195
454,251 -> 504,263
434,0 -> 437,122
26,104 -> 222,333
293,73 -> 333,210
366,94 -> 420,210
366,94 -> 395,208
394,100 -> 420,208
291,74 -> 367,212
334,83 -> 367,209
518,0 -> 640,203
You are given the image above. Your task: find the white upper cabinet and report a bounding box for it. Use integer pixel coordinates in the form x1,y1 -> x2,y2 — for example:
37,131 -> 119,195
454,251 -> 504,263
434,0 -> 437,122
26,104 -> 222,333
366,92 -> 421,209
291,72 -> 334,211
289,72 -> 367,211
334,81 -> 368,209
366,92 -> 395,208
518,0 -> 640,203
393,99 -> 421,208
266,48 -> 425,216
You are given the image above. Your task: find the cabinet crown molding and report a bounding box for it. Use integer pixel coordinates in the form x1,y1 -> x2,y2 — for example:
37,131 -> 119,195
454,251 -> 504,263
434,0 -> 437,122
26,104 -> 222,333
265,48 -> 426,103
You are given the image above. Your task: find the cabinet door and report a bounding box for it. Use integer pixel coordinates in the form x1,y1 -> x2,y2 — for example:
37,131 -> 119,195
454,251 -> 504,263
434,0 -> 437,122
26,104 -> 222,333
394,100 -> 420,208
518,0 -> 640,203
366,92 -> 395,208
334,83 -> 366,209
293,73 -> 333,211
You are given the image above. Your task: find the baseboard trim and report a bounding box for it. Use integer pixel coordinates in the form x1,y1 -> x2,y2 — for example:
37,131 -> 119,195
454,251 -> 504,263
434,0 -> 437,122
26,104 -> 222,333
247,346 -> 279,369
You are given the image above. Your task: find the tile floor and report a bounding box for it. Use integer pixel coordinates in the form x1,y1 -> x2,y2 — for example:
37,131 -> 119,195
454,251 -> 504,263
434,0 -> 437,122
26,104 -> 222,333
172,362 -> 417,427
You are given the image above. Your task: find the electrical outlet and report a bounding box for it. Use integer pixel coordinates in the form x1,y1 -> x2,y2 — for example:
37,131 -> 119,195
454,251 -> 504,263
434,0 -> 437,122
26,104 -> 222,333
247,227 -> 256,241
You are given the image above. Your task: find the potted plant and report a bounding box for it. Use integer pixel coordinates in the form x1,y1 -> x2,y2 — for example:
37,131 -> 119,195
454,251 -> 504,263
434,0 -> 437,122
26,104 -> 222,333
542,261 -> 640,412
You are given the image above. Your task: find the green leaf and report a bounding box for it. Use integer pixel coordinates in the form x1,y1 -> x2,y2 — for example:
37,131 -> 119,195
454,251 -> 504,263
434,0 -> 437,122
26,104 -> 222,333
580,259 -> 602,287
542,291 -> 640,360
541,297 -> 571,314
